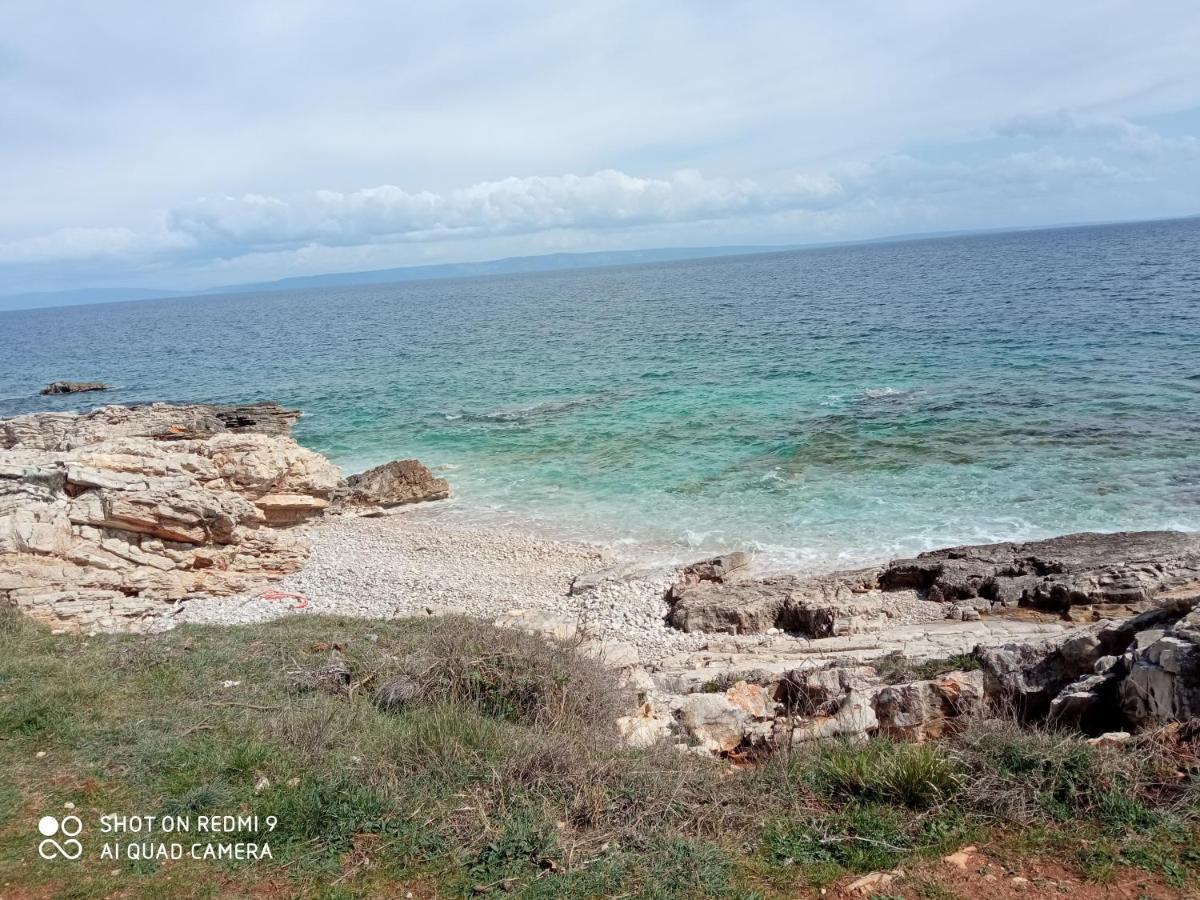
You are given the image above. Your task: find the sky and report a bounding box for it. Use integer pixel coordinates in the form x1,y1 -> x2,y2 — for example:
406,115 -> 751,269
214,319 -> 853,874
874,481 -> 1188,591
2,1 -> 1200,298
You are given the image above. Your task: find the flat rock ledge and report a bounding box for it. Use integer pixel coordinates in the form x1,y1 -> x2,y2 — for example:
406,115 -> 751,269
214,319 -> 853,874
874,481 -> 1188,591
40,380 -> 108,395
880,530 -> 1200,609
0,402 -> 448,632
663,532 -> 1200,641
637,537 -> 1200,754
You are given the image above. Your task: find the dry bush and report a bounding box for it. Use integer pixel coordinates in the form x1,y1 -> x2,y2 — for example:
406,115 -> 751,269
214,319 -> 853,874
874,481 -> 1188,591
947,715 -> 1194,827
394,617 -> 631,733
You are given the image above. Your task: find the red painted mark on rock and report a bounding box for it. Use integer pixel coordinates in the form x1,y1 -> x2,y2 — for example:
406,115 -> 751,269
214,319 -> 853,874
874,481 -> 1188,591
259,590 -> 310,609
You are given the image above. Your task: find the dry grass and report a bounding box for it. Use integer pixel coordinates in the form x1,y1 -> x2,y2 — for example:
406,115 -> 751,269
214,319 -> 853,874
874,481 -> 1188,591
0,607 -> 1198,898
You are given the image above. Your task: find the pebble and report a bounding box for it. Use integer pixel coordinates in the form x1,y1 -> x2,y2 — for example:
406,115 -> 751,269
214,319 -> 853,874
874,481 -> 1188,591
169,506 -> 966,668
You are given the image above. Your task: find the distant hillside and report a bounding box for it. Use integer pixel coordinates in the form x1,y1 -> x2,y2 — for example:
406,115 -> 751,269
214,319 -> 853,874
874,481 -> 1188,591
0,245 -> 783,312
0,286 -> 185,311
210,245 -> 784,296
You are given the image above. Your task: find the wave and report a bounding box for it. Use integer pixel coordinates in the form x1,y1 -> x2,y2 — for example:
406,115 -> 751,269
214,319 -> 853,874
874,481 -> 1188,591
855,387 -> 919,402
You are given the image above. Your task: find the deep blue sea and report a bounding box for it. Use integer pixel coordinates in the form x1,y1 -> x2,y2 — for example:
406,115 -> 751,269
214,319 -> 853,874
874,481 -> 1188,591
3,218 -> 1199,569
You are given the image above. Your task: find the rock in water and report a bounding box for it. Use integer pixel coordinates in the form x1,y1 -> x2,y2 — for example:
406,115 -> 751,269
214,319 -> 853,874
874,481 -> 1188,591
338,459 -> 450,507
880,531 -> 1200,609
40,381 -> 108,395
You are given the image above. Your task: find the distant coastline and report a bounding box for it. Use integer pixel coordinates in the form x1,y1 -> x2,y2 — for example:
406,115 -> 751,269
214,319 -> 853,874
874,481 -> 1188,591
3,211 -> 1196,313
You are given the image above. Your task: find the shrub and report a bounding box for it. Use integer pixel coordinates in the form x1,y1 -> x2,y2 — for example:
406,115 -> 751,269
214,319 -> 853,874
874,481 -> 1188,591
806,739 -> 963,808
400,618 -> 630,732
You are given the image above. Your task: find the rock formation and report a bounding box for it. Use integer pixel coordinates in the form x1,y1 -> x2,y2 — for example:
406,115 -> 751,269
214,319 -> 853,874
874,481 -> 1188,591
337,458 -> 450,508
0,402 -> 447,632
40,381 -> 108,395
648,535 -> 1200,753
880,531 -> 1200,610
665,568 -> 886,636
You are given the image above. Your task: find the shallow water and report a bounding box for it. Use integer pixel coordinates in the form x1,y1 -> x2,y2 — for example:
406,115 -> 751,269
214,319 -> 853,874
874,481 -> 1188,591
3,218 -> 1199,569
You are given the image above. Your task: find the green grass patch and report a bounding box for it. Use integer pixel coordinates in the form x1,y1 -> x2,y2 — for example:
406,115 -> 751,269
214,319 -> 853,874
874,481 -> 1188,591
0,610 -> 1196,898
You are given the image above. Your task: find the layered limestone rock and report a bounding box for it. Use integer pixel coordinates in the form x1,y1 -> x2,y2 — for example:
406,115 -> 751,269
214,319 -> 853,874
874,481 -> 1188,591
978,593 -> 1200,733
0,402 -> 445,632
665,568 -> 893,636
880,531 -> 1200,610
336,458 -> 450,508
1121,603 -> 1200,726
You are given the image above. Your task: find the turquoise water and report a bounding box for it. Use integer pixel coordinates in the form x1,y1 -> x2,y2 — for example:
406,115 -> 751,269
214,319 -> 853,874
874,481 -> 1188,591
3,218 -> 1199,569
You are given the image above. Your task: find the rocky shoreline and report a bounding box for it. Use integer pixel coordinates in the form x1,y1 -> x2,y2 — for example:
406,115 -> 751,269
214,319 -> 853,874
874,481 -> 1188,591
0,401 -> 447,631
3,401 -> 1200,757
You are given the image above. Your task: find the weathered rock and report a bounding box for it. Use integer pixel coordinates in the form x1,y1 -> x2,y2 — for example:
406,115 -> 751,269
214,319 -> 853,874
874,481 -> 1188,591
2,402 -> 449,633
616,702 -> 673,748
873,670 -> 985,741
776,664 -> 879,716
882,531 -> 1200,610
0,404 -> 337,631
673,551 -> 753,589
1048,669 -> 1124,733
674,680 -> 774,752
1121,605 -> 1200,727
665,568 -> 884,636
41,381 -> 108,395
0,402 -> 303,450
338,459 -> 450,507
979,595 -> 1199,728
786,688 -> 879,743
666,577 -> 796,634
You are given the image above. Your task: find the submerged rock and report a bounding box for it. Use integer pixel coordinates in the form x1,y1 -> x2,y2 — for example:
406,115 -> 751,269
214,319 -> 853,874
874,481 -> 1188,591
41,381 -> 108,395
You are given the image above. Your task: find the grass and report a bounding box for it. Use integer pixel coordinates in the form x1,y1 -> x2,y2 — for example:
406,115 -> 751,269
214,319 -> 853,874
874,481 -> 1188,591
0,606 -> 1197,898
872,652 -> 982,685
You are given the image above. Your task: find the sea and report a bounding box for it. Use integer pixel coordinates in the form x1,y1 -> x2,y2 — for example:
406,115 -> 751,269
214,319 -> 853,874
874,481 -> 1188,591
3,217 -> 1199,570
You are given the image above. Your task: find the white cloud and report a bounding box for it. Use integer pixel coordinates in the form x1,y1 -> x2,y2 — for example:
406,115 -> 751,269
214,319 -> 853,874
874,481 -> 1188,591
0,142 -> 1143,280
164,169 -> 853,255
1,0 -> 1199,293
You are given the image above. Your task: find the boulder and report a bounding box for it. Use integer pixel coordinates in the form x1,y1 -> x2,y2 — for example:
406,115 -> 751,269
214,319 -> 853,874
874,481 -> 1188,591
674,681 -> 774,753
41,381 -> 108,395
673,551 -> 753,589
881,531 -> 1200,610
979,596 -> 1199,728
616,702 -> 673,748
665,568 -> 882,636
338,459 -> 450,507
873,670 -> 985,741
666,577 -> 795,634
1121,606 -> 1200,727
776,664 -> 879,716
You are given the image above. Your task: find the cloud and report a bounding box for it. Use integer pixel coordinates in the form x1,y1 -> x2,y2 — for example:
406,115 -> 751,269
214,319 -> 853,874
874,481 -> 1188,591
0,142 -> 1140,280
997,110 -> 1200,158
0,227 -> 143,264
2,2 -> 1200,293
164,169 -> 851,255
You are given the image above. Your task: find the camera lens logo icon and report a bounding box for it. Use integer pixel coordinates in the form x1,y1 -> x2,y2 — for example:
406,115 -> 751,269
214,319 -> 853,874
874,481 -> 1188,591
37,815 -> 84,860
